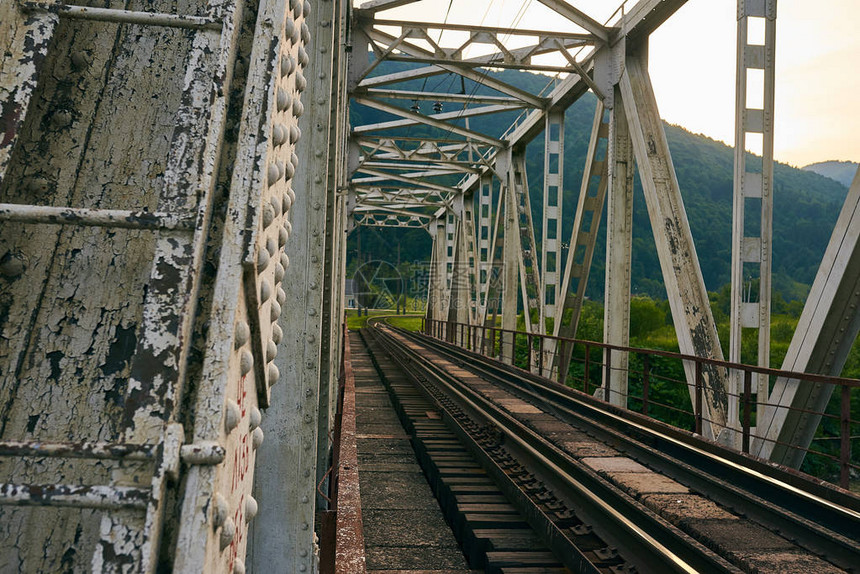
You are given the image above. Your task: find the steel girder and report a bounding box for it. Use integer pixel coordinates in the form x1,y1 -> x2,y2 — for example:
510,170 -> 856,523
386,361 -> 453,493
620,47 -> 728,439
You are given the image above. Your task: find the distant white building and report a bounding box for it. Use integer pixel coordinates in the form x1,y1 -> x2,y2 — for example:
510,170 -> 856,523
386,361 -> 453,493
345,278 -> 356,309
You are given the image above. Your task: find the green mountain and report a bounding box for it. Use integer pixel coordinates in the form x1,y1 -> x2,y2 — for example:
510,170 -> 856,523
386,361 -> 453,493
802,160 -> 858,188
348,67 -> 849,302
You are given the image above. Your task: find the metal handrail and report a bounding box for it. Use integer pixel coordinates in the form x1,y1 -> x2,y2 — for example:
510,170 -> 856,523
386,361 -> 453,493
422,318 -> 858,489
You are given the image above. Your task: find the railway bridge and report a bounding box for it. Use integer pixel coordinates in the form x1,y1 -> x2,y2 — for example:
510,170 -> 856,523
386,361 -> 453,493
0,0 -> 858,572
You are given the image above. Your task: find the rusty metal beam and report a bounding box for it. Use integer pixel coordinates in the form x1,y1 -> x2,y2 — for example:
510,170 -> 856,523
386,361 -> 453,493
333,333 -> 367,574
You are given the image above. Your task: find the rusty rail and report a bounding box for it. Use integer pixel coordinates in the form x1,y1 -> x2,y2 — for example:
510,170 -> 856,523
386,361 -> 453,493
324,324 -> 367,574
423,318 -> 859,489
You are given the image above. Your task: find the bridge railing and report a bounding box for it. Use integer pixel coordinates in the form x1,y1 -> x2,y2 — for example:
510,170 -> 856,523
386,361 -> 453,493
422,318 -> 859,489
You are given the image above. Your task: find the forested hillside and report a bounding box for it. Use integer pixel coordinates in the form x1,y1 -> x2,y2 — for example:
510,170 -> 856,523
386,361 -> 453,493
348,66 -> 849,302
802,160 -> 858,188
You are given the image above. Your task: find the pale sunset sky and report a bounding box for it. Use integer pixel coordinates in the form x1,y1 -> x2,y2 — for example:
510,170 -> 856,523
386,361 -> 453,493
360,0 -> 859,168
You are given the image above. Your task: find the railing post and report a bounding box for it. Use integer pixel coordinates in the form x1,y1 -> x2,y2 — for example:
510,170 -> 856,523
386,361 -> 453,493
604,348 -> 612,402
695,360 -> 703,435
742,370 -> 752,453
538,336 -> 544,375
841,384 -> 851,489
642,354 -> 650,416
584,343 -> 590,395
557,341 -> 567,385
528,333 -> 533,371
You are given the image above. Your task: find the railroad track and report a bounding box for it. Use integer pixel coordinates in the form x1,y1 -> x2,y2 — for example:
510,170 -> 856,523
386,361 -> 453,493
364,319 -> 860,573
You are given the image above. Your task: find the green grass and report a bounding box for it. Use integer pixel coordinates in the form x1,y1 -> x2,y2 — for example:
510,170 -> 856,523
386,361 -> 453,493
345,309 -> 423,331
385,315 -> 424,331
346,309 -> 387,330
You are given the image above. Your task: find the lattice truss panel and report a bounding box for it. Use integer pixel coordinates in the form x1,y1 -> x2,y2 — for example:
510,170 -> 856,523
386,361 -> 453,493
347,0 -> 609,231
346,0 -> 621,346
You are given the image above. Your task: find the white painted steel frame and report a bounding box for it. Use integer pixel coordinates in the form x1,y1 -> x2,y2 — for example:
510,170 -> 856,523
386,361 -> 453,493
620,47 -> 728,439
757,169 -> 860,466
602,90 -> 634,407
729,0 -> 777,442
540,111 -> 564,332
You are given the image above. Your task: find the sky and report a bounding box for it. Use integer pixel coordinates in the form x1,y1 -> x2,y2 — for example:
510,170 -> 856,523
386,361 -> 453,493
361,0 -> 859,167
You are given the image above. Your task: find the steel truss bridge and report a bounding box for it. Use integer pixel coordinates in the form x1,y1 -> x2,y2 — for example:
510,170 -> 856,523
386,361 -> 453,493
0,0 -> 857,571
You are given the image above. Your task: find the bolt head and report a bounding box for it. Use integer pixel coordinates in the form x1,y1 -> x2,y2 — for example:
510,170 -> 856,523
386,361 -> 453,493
220,517 -> 236,550
245,496 -> 259,521
252,426 -> 265,449
240,350 -> 254,375
268,363 -> 280,385
260,279 -> 272,302
225,399 -> 241,432
277,88 -> 291,112
50,110 -> 72,129
257,247 -> 270,270
211,493 -> 229,527
70,50 -> 93,71
234,321 -> 250,348
270,300 -> 282,321
0,253 -> 26,279
262,204 -> 276,228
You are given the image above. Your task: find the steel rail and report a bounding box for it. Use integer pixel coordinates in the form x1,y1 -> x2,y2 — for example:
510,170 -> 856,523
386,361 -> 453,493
402,326 -> 860,570
367,321 -> 739,574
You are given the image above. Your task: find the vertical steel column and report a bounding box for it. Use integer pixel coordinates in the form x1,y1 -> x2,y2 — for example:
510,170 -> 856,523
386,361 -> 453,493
477,174 -> 494,322
462,189 -> 478,325
730,0 -> 777,440
447,195 -> 471,343
478,172 -> 507,332
444,207 -> 457,319
499,150 -> 518,364
511,153 -> 542,336
540,111 -> 564,336
603,88 -> 634,408
250,0 -> 339,570
427,218 -> 447,323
